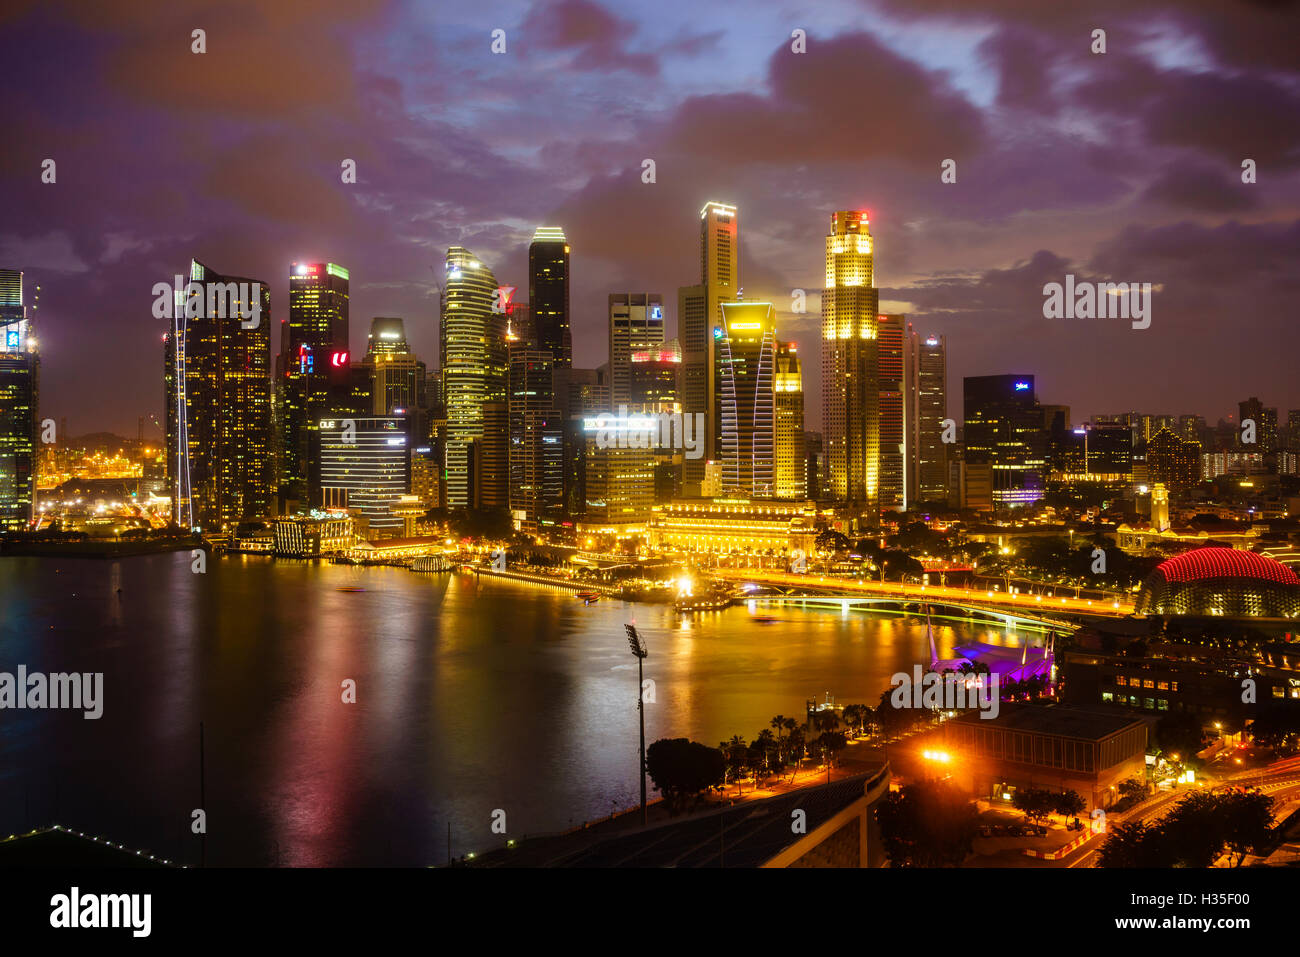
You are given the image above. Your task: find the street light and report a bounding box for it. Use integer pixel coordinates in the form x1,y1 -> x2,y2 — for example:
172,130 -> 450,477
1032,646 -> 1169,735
625,624 -> 649,826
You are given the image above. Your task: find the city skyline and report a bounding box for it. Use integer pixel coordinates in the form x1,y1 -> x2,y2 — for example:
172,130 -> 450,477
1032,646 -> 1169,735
2,1 -> 1298,435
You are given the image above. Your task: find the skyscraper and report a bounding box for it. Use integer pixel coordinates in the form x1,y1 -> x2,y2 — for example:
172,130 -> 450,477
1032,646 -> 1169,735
165,260 -> 273,530
963,374 -> 1045,508
773,341 -> 806,499
609,293 -> 665,408
821,210 -> 879,517
0,268 -> 37,531
313,415 -> 411,536
365,317 -> 425,417
717,300 -> 776,496
876,313 -> 905,511
908,329 -> 948,504
508,348 -> 564,531
441,246 -> 507,508
281,262 -> 349,505
679,201 -> 738,493
529,227 -> 570,367
1238,397 -> 1278,453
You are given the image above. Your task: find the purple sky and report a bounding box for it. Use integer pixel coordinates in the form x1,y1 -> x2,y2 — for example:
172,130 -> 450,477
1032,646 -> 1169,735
3,0 -> 1298,437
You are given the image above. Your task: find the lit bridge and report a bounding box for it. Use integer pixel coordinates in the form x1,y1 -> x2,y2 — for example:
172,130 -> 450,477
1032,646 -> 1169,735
711,568 -> 1136,631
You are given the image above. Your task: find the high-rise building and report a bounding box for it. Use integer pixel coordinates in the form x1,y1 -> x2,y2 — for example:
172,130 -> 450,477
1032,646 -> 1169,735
773,341 -> 806,499
529,227 -> 571,368
580,417 -> 656,528
876,313 -> 905,511
441,246 -> 507,508
821,210 -> 879,517
1147,427 -> 1201,490
365,318 -> 425,417
0,268 -> 37,531
164,260 -> 273,531
717,301 -> 776,497
281,262 -> 349,505
628,341 -> 680,410
679,201 -> 738,492
963,375 -> 1045,508
568,366 -> 610,417
313,415 -> 411,537
1238,397 -> 1278,453
908,329 -> 947,504
609,293 -> 665,408
508,348 -> 564,532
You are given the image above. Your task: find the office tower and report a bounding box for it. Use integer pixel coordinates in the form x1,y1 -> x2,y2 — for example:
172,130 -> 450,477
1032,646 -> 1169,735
529,227 -> 571,368
1178,414 -> 1205,442
568,366 -> 610,417
365,318 -> 426,416
281,262 -> 349,505
1086,426 -> 1133,484
679,201 -> 738,492
962,375 -> 1045,508
0,268 -> 37,531
441,246 -> 507,508
580,417 -> 656,527
876,313 -> 905,510
1146,426 -> 1202,490
479,401 -> 509,509
773,340 -> 806,499
609,293 -> 665,408
908,329 -> 947,504
505,301 -> 534,348
163,260 -> 272,531
716,301 -> 776,496
628,341 -> 680,409
508,349 -> 563,532
804,432 -> 824,500
312,415 -> 411,537
821,210 -> 879,517
1238,397 -> 1278,452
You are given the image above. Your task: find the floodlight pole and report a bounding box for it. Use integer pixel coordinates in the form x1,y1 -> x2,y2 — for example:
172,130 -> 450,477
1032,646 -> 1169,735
626,624 -> 649,826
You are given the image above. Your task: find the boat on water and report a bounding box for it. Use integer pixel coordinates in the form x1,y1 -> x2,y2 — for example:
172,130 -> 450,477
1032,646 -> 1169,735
576,591 -> 601,604
675,595 -> 732,614
336,586 -> 366,593
750,615 -> 778,624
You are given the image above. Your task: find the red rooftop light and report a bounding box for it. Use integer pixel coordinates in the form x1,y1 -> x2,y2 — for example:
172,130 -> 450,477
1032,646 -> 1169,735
1154,548 -> 1300,586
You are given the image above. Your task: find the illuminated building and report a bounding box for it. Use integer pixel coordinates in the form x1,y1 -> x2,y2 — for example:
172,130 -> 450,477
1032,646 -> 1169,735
773,341 -> 806,499
272,510 -> 354,557
1051,425 -> 1132,487
529,227 -> 571,369
907,329 -> 947,504
821,210 -> 879,516
164,260 -> 272,531
312,415 -> 411,536
962,375 -> 1045,508
441,246 -> 507,507
0,268 -> 37,531
1238,397 -> 1278,452
479,400 -> 508,510
876,313 -> 905,510
1134,547 -> 1300,618
717,301 -> 776,497
509,349 -> 564,531
281,262 -> 349,505
580,418 -> 656,529
1145,426 -> 1201,491
364,318 -> 425,437
679,201 -> 738,493
568,366 -> 610,417
609,293 -> 665,408
628,342 -> 680,410
648,498 -> 817,557
1151,482 -> 1169,532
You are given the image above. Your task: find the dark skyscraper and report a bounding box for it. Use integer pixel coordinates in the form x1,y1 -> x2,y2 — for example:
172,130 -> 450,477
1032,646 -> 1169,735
908,329 -> 947,504
0,268 -> 37,531
164,260 -> 272,530
876,313 -> 905,511
963,374 -> 1045,508
528,227 -> 571,368
281,262 -> 349,505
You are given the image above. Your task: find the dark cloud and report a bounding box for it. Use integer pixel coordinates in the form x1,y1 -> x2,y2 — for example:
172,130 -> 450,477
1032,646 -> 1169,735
521,0 -> 659,76
1141,159 -> 1258,211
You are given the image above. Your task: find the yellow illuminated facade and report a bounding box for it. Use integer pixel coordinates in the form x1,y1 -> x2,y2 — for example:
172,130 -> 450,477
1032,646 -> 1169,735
649,498 -> 817,556
821,211 -> 879,516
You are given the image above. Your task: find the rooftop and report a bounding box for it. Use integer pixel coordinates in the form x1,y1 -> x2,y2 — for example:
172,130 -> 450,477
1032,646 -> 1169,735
950,702 -> 1147,741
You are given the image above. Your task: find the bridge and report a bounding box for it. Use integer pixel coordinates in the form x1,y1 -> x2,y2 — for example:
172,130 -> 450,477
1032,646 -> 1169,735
711,568 -> 1135,630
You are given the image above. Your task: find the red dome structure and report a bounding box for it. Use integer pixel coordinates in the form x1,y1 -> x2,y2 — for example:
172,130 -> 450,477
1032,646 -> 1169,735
1136,547 -> 1300,618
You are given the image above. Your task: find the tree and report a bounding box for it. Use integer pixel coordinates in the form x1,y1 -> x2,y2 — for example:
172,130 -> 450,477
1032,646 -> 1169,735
720,735 -> 749,794
877,781 -> 977,867
1012,787 -> 1057,825
645,738 -> 725,815
1100,791 -> 1275,867
1154,712 -> 1205,763
1117,778 -> 1146,802
1053,790 -> 1087,819
815,529 -> 850,556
